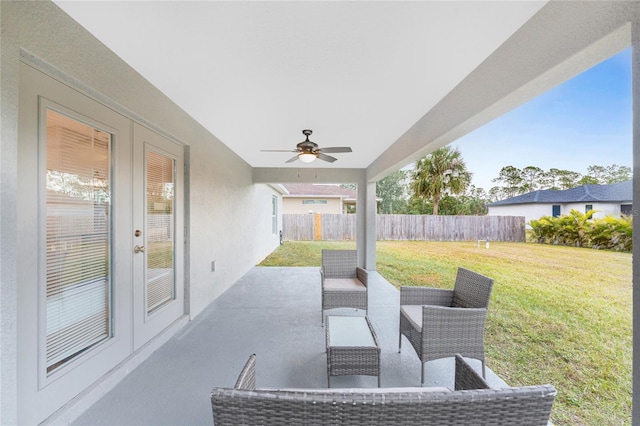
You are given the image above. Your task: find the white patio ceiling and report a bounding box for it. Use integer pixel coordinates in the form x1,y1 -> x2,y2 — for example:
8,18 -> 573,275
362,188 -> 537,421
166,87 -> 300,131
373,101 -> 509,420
52,1 -> 631,181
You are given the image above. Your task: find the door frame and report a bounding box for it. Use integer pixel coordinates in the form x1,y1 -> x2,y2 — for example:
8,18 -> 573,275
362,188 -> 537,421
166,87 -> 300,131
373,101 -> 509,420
16,60 -> 190,425
132,123 -> 185,351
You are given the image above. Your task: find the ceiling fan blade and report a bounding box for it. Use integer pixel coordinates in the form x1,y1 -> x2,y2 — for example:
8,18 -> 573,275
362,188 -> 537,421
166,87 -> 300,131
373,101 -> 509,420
261,149 -> 298,152
285,154 -> 300,163
319,147 -> 352,153
317,153 -> 338,163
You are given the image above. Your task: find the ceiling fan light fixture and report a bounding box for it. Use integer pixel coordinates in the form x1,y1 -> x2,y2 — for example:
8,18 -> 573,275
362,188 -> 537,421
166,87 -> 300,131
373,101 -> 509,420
299,152 -> 316,163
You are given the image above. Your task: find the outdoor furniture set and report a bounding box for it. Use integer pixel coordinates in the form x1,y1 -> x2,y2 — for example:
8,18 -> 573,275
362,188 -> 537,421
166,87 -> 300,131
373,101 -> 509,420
210,249 -> 557,425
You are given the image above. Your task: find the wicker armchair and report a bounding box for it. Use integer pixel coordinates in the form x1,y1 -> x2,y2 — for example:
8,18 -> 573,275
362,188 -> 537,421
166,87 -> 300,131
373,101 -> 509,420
320,249 -> 368,324
399,267 -> 494,384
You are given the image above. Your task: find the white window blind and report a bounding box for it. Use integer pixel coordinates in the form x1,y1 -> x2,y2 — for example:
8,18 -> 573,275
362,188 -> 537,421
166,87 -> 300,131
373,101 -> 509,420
45,110 -> 111,374
146,150 -> 175,314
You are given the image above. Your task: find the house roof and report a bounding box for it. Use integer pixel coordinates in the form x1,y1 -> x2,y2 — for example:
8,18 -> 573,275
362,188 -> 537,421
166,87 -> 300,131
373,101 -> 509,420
488,180 -> 632,206
282,184 -> 356,199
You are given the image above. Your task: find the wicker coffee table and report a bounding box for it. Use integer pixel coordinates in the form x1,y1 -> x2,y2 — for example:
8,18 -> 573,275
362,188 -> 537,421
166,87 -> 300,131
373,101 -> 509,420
325,315 -> 381,387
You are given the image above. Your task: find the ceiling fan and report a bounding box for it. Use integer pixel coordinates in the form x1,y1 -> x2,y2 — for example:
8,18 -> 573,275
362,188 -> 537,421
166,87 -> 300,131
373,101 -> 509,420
261,129 -> 352,163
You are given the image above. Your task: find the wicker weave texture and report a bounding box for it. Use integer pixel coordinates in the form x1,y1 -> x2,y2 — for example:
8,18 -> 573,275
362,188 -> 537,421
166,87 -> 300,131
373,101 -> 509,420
234,354 -> 257,390
211,355 -> 556,426
321,250 -> 368,322
451,267 -> 494,308
399,286 -> 453,306
321,250 -> 358,278
454,354 -> 490,390
398,267 -> 494,383
323,291 -> 367,311
326,316 -> 380,387
420,305 -> 487,362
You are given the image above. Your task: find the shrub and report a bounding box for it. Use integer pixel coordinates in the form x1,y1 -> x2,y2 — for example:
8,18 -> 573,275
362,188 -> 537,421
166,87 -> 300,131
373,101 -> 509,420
528,210 -> 632,252
590,215 -> 633,252
529,216 -> 556,244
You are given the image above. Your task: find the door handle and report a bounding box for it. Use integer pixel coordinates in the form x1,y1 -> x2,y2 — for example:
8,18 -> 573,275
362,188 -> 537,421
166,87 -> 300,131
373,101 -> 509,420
134,245 -> 145,254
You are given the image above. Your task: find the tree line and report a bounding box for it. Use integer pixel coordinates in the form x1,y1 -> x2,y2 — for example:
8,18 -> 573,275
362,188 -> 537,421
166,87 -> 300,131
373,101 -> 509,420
374,146 -> 631,216
489,164 -> 631,201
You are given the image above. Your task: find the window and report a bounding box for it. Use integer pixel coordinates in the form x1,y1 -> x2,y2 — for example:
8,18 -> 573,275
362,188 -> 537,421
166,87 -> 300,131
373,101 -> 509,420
621,204 -> 632,216
302,199 -> 328,205
145,150 -> 175,315
585,204 -> 593,213
552,205 -> 561,217
272,195 -> 277,234
44,110 -> 112,374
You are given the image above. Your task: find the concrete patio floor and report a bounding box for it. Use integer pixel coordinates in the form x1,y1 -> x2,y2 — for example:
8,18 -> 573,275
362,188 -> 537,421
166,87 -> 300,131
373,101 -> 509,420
71,266 -> 506,426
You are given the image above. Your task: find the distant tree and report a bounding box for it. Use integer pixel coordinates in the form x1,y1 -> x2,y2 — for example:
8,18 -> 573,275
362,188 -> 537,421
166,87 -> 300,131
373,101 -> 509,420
491,166 -> 523,198
438,187 -> 489,216
556,169 -> 582,189
462,185 -> 490,215
585,165 -> 608,184
577,175 -> 600,186
584,164 -> 631,184
411,146 -> 471,215
521,166 -> 544,192
466,185 -> 489,200
406,195 -> 432,215
376,170 -> 408,214
488,186 -> 507,202
540,168 -> 564,190
488,163 -> 630,201
605,164 -> 632,183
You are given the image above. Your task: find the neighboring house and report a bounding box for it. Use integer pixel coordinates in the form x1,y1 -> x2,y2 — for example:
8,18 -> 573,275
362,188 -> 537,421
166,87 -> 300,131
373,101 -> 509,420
488,180 -> 632,225
281,184 -> 357,214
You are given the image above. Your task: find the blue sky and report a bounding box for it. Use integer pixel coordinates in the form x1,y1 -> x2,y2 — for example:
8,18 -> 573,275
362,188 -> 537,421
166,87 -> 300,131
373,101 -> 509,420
453,47 -> 632,192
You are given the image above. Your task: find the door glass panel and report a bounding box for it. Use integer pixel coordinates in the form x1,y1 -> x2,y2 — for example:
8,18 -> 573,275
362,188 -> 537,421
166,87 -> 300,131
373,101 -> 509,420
146,150 -> 175,314
45,110 -> 111,374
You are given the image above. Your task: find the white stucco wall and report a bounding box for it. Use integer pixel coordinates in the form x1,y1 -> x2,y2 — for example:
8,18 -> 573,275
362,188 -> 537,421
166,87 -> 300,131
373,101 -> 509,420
488,204 -> 553,226
565,202 -> 625,218
0,2 -> 280,423
488,202 -> 628,226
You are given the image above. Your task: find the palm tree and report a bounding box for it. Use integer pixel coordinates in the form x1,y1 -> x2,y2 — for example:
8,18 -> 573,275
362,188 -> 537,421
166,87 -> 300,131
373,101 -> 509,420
411,146 -> 471,215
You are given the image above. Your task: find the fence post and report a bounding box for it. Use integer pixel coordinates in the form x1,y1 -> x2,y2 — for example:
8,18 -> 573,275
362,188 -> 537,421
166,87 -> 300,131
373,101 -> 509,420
314,213 -> 322,241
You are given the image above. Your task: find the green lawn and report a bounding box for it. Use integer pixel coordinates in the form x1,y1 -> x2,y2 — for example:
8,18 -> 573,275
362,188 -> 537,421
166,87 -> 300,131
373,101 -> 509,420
259,241 -> 632,426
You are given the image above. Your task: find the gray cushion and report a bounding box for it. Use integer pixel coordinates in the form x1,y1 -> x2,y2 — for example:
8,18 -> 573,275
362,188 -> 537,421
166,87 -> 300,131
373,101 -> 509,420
400,305 -> 423,332
324,278 -> 366,291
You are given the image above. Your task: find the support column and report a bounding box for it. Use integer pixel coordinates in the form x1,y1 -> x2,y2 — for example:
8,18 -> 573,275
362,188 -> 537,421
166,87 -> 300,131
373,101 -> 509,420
355,176 -> 377,270
365,181 -> 377,270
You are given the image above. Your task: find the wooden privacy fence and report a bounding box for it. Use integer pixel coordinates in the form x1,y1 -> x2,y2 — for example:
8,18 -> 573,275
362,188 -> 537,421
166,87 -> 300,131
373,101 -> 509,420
282,214 -> 525,242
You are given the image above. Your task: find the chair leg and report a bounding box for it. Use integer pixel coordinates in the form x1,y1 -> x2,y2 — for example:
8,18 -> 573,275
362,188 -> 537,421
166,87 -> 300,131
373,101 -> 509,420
421,362 -> 425,385
398,329 -> 402,353
482,360 -> 486,378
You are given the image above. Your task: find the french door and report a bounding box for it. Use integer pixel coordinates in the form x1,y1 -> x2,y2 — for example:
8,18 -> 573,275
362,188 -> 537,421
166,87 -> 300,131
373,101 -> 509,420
132,123 -> 184,350
17,63 -> 186,424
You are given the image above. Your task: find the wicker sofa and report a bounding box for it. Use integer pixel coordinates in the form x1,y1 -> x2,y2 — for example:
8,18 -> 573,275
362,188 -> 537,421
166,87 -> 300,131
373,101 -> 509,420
210,354 -> 556,426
